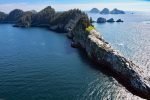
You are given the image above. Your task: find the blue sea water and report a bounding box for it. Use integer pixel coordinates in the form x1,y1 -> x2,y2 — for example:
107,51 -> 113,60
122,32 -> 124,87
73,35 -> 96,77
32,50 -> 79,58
0,12 -> 149,100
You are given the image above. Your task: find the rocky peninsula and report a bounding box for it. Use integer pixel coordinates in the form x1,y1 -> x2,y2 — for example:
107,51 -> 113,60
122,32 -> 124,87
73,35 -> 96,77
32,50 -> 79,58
0,6 -> 149,99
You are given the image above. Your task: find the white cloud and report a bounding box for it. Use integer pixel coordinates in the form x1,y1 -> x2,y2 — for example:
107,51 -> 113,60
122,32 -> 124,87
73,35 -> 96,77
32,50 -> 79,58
0,3 -> 49,13
0,2 -> 150,13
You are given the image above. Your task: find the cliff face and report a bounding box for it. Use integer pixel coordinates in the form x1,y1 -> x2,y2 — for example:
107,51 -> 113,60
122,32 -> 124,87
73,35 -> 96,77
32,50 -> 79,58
70,17 -> 150,99
32,6 -> 55,27
50,9 -> 87,32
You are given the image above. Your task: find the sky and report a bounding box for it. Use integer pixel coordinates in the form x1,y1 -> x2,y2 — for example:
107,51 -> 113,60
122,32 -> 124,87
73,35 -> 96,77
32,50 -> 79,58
0,0 -> 150,13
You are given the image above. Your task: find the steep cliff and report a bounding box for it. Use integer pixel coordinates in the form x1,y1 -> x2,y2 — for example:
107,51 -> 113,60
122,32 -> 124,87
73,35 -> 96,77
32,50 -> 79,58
70,17 -> 150,99
50,9 -> 87,32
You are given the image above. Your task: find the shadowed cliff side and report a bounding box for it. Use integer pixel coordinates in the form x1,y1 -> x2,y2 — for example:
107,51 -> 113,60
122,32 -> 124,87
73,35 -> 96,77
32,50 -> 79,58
69,17 -> 150,99
14,6 -> 87,33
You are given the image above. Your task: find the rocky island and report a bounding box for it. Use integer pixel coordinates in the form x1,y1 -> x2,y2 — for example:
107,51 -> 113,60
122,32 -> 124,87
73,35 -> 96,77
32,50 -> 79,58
100,8 -> 110,14
89,8 -> 125,14
89,8 -> 100,13
97,17 -> 124,23
0,6 -> 149,99
110,8 -> 125,14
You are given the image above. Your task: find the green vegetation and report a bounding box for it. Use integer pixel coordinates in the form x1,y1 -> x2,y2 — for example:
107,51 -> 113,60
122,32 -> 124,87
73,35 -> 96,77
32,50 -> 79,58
0,6 -> 90,32
86,26 -> 95,32
32,6 -> 55,26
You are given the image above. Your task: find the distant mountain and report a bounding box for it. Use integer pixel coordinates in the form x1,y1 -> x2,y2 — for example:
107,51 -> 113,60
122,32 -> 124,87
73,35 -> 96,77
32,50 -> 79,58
110,8 -> 125,14
89,8 -> 100,13
100,8 -> 109,14
90,8 -> 125,14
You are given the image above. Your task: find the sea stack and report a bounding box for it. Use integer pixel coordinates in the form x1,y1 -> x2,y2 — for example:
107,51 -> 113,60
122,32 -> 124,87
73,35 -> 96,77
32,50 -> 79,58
107,18 -> 115,22
116,19 -> 124,22
97,17 -> 107,23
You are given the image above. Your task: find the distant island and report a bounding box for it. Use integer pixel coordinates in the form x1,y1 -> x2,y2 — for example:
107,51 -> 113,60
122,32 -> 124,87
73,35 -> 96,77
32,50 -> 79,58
89,8 -> 100,13
0,6 -> 149,99
97,17 -> 124,23
89,8 -> 125,14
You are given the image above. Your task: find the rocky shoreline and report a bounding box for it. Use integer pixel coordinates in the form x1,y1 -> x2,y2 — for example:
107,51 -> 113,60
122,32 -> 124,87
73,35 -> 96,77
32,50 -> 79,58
0,6 -> 150,99
70,18 -> 150,99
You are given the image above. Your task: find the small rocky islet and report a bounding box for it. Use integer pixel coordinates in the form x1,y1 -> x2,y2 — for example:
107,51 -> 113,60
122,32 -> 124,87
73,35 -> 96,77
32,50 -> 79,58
0,6 -> 149,99
97,17 -> 124,23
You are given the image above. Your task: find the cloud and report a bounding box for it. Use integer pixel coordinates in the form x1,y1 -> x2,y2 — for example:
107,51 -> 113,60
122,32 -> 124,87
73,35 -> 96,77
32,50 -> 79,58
0,2 -> 150,13
0,3 -> 49,13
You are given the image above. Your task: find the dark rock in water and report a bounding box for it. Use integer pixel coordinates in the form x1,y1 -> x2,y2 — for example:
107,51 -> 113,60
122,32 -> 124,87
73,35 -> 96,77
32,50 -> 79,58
110,8 -> 125,14
116,19 -> 124,22
107,18 -> 115,22
4,9 -> 24,23
97,17 -> 106,23
71,42 -> 80,48
100,8 -> 110,14
89,8 -> 100,13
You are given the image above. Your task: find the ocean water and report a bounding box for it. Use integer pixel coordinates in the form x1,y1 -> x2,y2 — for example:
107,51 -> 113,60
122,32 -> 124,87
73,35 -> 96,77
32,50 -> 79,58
0,12 -> 149,100
88,12 -> 150,76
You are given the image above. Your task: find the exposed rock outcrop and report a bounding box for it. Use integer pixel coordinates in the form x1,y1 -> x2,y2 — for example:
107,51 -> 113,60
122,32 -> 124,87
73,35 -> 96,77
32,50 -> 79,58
97,17 -> 107,23
89,8 -> 100,13
14,11 -> 33,27
107,18 -> 115,22
110,8 -> 125,14
70,17 -> 150,99
100,8 -> 110,14
116,19 -> 124,22
50,9 -> 86,32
